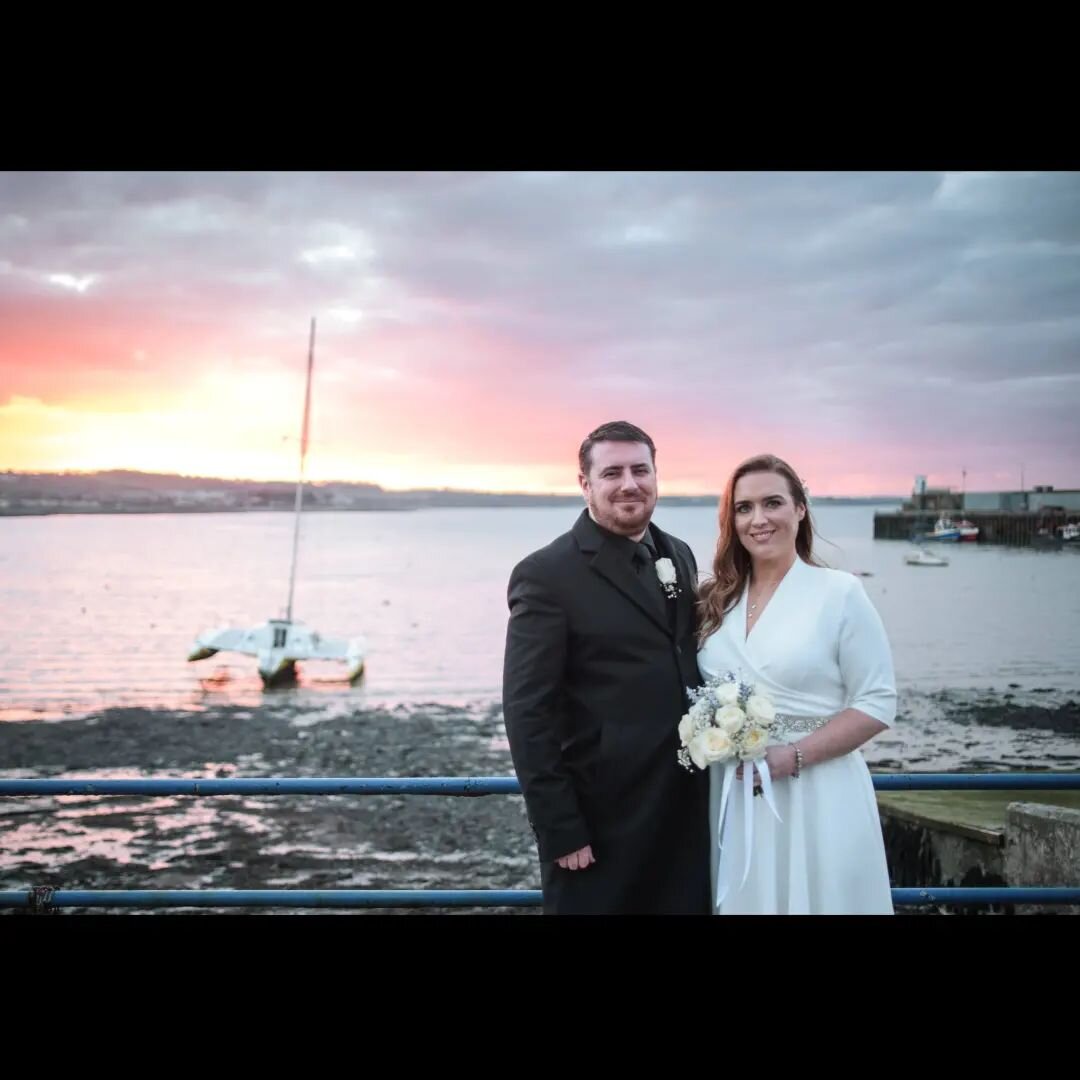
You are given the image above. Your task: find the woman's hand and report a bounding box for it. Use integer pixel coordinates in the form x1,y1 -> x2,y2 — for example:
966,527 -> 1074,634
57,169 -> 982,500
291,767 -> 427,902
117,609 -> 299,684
736,744 -> 798,790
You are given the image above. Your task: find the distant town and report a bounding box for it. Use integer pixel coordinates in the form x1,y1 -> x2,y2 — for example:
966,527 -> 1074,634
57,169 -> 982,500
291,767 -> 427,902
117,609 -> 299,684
0,471 -> 904,517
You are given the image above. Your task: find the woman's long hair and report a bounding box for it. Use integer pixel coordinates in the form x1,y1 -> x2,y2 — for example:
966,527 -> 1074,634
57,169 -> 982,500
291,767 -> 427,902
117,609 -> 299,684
696,454 -> 820,644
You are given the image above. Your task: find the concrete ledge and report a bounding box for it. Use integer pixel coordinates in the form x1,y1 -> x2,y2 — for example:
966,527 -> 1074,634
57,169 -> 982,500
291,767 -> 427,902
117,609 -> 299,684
880,807 -> 1005,913
1004,802 -> 1080,914
877,800 -> 1002,846
880,799 -> 1080,914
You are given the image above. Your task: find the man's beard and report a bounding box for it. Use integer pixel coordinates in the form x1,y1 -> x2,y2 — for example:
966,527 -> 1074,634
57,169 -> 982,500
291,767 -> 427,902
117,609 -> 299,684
590,493 -> 654,535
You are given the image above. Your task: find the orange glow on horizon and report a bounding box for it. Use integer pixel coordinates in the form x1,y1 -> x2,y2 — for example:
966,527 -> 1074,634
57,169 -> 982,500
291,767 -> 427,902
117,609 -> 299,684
0,395 -> 916,497
0,336 -> 1039,498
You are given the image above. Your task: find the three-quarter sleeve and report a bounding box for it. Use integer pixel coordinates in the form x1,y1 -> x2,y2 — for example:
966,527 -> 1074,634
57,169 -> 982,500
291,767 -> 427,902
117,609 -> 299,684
837,577 -> 897,726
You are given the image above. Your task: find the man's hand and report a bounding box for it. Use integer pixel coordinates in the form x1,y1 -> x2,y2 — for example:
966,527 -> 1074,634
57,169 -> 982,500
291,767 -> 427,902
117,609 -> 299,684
556,844 -> 596,871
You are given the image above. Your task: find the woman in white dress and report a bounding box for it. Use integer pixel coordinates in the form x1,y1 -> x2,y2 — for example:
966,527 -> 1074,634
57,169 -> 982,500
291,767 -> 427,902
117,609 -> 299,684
696,454 -> 896,915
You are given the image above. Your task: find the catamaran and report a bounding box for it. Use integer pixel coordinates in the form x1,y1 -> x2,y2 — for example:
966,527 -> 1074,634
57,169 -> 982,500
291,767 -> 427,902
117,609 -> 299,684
186,319 -> 366,686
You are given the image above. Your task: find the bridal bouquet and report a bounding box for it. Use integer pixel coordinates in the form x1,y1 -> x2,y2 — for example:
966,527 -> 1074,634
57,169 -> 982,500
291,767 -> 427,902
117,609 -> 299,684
677,673 -> 776,772
678,672 -> 783,907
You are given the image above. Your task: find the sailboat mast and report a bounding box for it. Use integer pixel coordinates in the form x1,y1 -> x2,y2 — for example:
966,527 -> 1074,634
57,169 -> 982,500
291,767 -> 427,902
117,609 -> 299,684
286,317 -> 316,622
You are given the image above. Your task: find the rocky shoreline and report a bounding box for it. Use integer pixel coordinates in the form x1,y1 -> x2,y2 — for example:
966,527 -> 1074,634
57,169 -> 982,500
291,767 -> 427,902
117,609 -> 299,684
940,695 -> 1080,735
0,703 -> 537,914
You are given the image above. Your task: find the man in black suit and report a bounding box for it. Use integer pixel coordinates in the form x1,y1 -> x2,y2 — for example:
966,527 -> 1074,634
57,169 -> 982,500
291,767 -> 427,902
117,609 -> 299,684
502,421 -> 710,914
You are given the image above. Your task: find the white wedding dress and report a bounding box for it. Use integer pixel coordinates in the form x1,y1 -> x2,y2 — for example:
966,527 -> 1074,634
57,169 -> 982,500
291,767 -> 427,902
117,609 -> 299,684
698,557 -> 897,915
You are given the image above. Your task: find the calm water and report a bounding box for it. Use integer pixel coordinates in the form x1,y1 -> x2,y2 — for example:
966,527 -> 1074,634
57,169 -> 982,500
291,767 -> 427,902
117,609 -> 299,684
5,502 -> 1077,889
1,505 -> 1078,769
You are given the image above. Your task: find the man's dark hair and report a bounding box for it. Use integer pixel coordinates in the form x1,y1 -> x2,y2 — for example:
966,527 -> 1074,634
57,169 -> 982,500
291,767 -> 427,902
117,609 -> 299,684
578,421 -> 657,476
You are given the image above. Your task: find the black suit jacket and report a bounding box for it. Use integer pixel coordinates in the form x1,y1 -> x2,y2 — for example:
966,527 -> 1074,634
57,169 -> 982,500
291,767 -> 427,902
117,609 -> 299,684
502,509 -> 710,914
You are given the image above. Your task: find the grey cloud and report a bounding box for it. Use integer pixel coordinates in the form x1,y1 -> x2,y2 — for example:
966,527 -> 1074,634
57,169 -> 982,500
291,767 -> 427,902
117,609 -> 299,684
2,170 -> 1078,483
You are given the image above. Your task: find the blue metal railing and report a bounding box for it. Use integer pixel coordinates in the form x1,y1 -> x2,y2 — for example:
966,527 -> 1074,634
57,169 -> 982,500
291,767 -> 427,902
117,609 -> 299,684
0,777 -> 523,797
2,773 -> 1078,911
2,887 -> 1079,910
1,772 -> 1079,797
0,888 -> 542,910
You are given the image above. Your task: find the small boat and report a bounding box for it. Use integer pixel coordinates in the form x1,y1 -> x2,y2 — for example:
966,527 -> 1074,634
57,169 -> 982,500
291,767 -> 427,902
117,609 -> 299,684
189,620 -> 364,685
1059,523 -> 1080,544
904,548 -> 949,567
920,517 -> 979,542
187,318 -> 366,687
956,519 -> 979,542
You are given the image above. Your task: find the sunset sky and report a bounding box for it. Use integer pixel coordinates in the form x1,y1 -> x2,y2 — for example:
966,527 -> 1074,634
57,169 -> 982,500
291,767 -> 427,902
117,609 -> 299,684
2,171 -> 1077,495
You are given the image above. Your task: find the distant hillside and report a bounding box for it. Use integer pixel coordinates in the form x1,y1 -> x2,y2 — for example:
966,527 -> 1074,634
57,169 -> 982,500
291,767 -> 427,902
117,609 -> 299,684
0,470 -> 903,516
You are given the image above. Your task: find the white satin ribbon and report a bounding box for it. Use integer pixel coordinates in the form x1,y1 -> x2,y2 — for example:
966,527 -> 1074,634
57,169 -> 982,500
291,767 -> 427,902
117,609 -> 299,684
714,755 -> 782,909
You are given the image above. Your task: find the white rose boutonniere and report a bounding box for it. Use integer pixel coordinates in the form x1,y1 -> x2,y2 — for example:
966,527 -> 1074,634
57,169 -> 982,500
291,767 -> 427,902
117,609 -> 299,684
654,557 -> 680,599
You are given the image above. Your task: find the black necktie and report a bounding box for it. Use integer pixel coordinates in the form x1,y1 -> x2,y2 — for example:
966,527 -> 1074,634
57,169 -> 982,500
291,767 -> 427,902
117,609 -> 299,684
633,542 -> 653,577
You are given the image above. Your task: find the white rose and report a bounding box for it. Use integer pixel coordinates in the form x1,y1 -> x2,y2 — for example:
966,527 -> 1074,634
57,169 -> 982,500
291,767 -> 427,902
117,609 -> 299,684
738,726 -> 770,761
690,728 -> 734,768
715,682 -> 740,707
703,728 -> 735,763
678,714 -> 695,746
688,731 -> 710,769
714,704 -> 745,735
655,558 -> 677,585
746,693 -> 776,727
